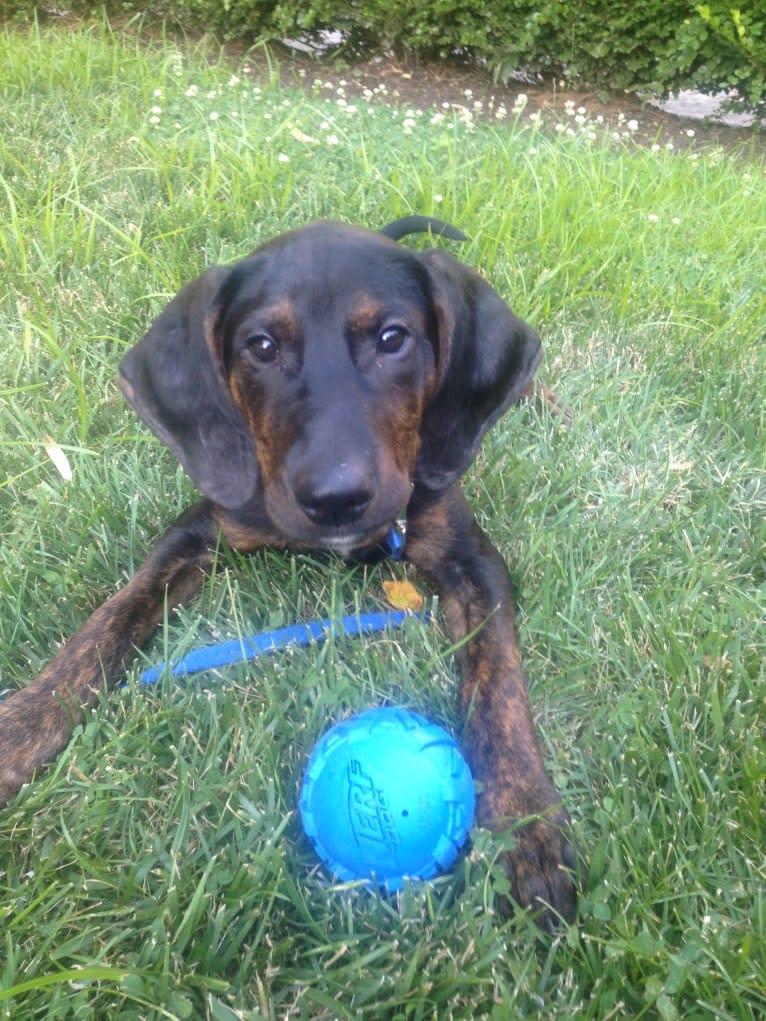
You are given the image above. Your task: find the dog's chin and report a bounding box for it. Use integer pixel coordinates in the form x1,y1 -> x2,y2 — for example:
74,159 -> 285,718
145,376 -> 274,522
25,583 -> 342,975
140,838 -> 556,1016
319,529 -> 390,559
264,500 -> 394,558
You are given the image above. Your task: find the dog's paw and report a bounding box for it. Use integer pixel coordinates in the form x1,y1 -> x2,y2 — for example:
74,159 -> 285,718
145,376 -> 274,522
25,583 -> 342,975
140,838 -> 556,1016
497,809 -> 579,930
0,683 -> 75,804
0,711 -> 35,804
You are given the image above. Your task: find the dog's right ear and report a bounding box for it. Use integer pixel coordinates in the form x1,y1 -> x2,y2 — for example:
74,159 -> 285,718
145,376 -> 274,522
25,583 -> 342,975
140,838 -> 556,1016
118,267 -> 260,510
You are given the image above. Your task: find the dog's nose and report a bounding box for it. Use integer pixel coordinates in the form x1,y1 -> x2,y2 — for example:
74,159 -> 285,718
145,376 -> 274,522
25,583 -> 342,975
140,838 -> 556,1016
295,463 -> 373,528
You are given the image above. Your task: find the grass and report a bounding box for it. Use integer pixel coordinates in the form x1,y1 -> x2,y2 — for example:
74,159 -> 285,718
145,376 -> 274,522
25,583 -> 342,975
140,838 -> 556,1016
0,17 -> 764,1021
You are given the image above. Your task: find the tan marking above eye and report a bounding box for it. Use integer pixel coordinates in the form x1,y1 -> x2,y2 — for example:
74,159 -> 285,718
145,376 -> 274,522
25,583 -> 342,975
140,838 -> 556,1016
238,298 -> 301,345
346,295 -> 386,335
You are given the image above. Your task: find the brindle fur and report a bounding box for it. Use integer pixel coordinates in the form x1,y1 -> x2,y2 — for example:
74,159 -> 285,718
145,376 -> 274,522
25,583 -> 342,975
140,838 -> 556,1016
0,220 -> 577,928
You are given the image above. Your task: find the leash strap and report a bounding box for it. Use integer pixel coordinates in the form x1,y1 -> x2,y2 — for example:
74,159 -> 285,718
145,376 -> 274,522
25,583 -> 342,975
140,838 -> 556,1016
137,517 -> 414,684
139,610 -> 421,685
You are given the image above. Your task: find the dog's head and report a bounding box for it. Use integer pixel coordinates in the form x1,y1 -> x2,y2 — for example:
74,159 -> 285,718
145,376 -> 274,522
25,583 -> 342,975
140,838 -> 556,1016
118,221 -> 540,552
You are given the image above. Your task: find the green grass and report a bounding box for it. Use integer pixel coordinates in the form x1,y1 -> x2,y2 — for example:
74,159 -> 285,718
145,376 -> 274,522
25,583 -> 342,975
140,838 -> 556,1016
1,18 -> 765,1021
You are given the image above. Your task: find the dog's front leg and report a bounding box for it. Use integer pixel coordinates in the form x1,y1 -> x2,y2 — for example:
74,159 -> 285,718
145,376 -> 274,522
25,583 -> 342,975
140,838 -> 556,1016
0,500 -> 224,804
406,486 -> 577,928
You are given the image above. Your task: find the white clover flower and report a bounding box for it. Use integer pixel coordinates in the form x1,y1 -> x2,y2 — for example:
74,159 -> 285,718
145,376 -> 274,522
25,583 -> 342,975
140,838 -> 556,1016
278,153 -> 290,163
672,217 -> 681,225
326,134 -> 340,145
686,128 -> 695,137
434,194 -> 443,203
627,119 -> 639,131
150,105 -> 162,115
209,111 -> 219,121
647,213 -> 659,222
153,88 -> 163,98
148,115 -> 160,125
185,84 -> 198,98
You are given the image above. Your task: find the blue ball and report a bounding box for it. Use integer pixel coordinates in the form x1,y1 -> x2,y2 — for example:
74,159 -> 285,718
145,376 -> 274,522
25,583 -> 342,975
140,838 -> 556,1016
299,707 -> 475,891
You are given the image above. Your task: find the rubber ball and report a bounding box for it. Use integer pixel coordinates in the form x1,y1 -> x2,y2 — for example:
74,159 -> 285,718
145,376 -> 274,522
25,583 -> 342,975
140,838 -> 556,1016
299,707 -> 475,891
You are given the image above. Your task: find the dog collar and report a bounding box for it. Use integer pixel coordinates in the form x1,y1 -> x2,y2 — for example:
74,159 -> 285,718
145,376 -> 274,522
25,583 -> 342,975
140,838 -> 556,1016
383,516 -> 407,560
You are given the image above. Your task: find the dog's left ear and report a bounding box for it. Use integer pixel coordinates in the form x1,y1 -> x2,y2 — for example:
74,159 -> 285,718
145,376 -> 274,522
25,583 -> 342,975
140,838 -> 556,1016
415,249 -> 542,491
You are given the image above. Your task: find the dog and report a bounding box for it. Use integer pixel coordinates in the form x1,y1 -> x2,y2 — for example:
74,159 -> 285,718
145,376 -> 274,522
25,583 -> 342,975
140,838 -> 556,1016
0,217 -> 577,928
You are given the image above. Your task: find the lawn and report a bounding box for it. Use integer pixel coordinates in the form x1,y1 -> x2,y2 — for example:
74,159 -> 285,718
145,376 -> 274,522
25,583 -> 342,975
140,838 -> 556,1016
0,19 -> 764,1021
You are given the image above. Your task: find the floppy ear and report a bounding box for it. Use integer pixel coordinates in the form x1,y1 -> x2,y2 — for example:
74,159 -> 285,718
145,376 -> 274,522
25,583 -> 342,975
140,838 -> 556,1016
414,249 -> 542,491
118,266 -> 260,509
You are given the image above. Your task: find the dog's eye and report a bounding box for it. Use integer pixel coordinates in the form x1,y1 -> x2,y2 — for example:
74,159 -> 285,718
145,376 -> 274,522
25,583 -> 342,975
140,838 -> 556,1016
246,334 -> 279,364
377,325 -> 410,355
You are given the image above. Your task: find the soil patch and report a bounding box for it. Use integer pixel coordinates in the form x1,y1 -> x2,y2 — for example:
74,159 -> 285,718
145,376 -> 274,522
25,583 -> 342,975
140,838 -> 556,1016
258,43 -> 765,157
12,13 -> 766,156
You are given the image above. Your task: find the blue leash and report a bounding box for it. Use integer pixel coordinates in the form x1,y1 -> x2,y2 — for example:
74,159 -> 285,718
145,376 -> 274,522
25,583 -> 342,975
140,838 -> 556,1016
0,530 -> 416,702
139,610 -> 417,685
140,522 -> 414,684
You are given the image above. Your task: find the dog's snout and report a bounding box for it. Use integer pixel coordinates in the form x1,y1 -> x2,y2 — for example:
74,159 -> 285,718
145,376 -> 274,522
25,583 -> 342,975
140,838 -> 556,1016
294,461 -> 374,528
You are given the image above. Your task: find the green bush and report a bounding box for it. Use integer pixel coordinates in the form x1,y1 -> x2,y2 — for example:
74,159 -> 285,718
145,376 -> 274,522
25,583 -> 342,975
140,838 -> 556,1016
675,3 -> 766,114
10,0 -> 766,115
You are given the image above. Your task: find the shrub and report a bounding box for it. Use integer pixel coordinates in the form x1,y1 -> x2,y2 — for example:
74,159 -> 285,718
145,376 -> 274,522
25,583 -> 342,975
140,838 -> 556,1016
675,3 -> 766,114
9,0 -> 765,115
